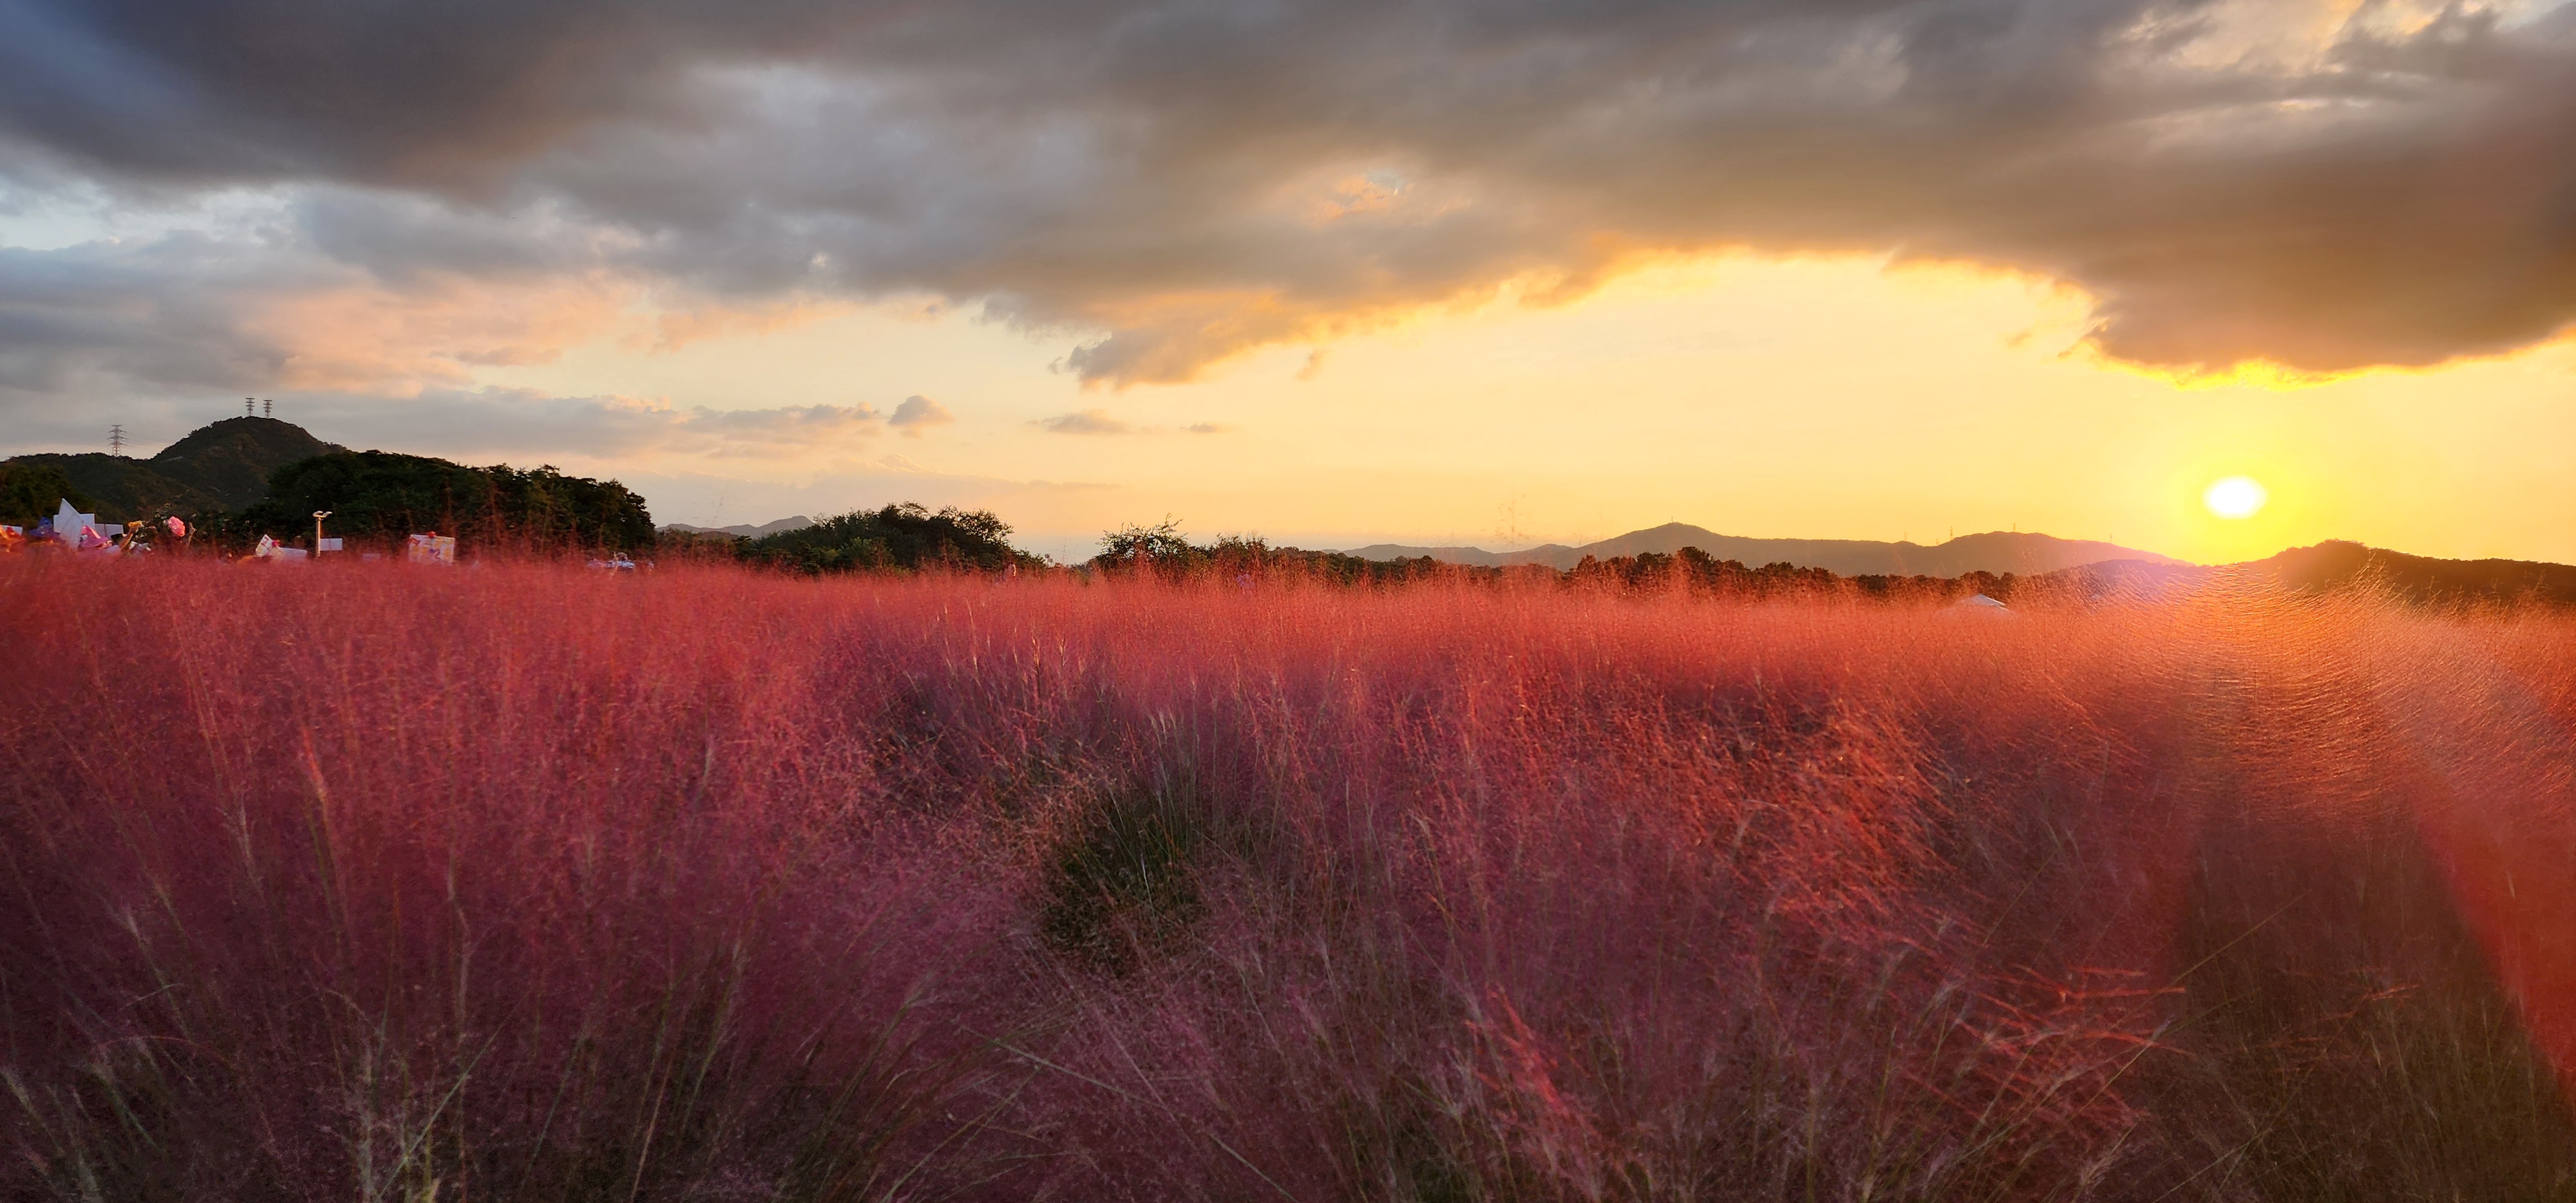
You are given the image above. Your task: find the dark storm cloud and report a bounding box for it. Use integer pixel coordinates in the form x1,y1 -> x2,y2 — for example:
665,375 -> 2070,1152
4,0 -> 2575,390
0,234 -> 307,397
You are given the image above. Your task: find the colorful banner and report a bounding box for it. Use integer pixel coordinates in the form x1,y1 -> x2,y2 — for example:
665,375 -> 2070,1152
406,534 -> 458,565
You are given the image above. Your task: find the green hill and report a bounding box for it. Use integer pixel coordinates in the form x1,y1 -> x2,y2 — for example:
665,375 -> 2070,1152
147,418 -> 345,509
2,417 -> 344,519
5,417 -> 655,550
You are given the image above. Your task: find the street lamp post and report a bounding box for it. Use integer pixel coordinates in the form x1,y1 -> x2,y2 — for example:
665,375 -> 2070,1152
314,510 -> 332,554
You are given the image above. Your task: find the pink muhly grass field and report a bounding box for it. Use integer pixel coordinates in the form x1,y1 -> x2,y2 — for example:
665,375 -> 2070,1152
5,556 -> 2576,1200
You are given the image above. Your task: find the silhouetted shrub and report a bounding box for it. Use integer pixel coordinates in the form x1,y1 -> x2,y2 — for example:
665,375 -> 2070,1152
739,502 -> 1035,573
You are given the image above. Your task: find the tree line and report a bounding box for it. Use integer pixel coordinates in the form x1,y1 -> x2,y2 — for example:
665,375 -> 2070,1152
6,449 -> 657,556
6,441 -> 2032,602
0,462 -> 90,527
230,452 -> 657,551
1082,520 -> 2030,599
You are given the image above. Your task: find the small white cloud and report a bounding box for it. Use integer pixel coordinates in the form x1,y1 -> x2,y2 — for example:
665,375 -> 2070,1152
888,393 -> 954,435
1037,408 -> 1132,435
877,452 -> 926,472
1183,422 -> 1233,434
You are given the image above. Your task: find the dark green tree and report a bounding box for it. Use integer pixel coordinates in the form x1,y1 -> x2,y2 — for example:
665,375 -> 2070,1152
0,462 -> 93,527
484,464 -> 658,549
739,504 -> 1034,574
234,451 -> 654,551
1092,519 -> 1206,576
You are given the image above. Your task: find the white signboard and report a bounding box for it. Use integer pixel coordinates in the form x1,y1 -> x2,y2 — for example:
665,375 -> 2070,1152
406,534 -> 458,565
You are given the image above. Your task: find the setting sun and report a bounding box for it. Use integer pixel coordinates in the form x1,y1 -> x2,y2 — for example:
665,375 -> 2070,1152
2204,475 -> 2269,520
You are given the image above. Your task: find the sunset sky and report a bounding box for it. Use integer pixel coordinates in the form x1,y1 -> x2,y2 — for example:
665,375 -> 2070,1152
4,0 -> 2573,564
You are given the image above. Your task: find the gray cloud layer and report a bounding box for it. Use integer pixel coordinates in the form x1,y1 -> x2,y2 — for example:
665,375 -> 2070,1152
0,234 -> 308,398
4,0 -> 2574,397
287,390 -> 887,460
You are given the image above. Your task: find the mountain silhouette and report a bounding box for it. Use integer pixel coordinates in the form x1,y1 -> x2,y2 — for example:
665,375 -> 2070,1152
3,417 -> 344,517
2049,541 -> 2576,607
1341,523 -> 2185,576
661,515 -> 816,539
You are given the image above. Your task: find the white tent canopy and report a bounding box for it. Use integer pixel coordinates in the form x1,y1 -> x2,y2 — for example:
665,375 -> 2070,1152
53,499 -> 102,547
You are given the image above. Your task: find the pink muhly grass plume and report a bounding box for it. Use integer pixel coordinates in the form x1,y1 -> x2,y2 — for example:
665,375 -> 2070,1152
1,556 -> 2573,1199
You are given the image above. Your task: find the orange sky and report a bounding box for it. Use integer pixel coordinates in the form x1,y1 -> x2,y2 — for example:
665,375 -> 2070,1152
463,254 -> 2576,564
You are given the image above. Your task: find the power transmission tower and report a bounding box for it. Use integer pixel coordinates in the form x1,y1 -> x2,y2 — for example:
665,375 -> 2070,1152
245,397 -> 255,416
263,399 -> 272,419
108,424 -> 126,457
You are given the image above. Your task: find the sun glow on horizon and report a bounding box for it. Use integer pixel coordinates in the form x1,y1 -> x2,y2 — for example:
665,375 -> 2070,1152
447,249 -> 2576,565
2204,476 -> 2269,520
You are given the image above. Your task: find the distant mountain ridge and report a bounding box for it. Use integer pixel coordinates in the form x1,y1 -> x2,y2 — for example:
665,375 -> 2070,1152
1341,524 -> 2186,576
2049,542 -> 2576,607
661,516 -> 816,539
2,417 -> 344,517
